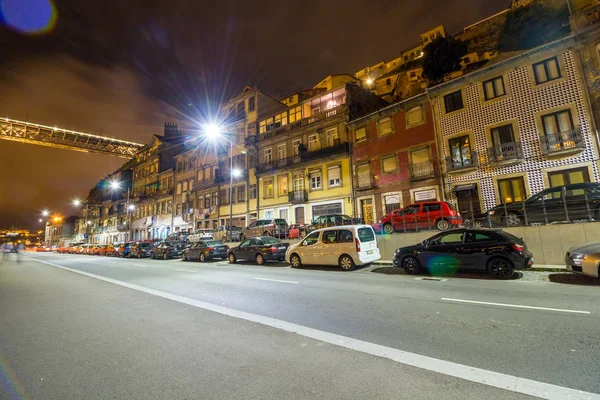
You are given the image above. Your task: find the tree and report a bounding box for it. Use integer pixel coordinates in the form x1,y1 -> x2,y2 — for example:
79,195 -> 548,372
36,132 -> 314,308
422,36 -> 468,85
498,1 -> 570,51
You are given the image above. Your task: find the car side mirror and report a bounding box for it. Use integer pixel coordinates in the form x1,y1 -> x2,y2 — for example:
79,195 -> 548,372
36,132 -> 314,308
422,239 -> 429,247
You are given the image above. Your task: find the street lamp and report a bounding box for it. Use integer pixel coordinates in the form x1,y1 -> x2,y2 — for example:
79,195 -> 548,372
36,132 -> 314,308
38,219 -> 43,223
109,179 -> 131,241
72,199 -> 81,206
41,210 -> 49,217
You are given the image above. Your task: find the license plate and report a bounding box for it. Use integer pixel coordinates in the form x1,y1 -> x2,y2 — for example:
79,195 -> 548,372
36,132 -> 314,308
367,250 -> 374,255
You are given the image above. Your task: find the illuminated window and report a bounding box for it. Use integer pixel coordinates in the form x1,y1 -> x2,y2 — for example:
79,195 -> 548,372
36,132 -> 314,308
378,117 -> 393,136
289,106 -> 302,123
382,154 -> 397,173
264,178 -> 274,198
327,165 -> 341,187
355,127 -> 366,143
278,175 -> 288,195
498,177 -> 526,203
274,112 -> 288,129
406,106 -> 425,126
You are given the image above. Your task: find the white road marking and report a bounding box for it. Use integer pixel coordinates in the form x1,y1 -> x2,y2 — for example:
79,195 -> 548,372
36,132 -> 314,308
27,257 -> 600,400
107,261 -> 117,264
441,298 -> 591,315
254,277 -> 298,284
133,264 -> 147,267
175,268 -> 198,273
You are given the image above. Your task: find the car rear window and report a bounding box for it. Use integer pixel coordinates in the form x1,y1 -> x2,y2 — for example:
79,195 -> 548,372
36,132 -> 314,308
274,219 -> 287,226
261,237 -> 280,245
357,227 -> 375,242
204,240 -> 221,246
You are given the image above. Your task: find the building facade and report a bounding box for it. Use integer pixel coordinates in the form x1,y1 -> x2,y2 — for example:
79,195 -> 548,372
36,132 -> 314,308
348,93 -> 443,223
44,216 -> 76,246
430,36 -> 600,218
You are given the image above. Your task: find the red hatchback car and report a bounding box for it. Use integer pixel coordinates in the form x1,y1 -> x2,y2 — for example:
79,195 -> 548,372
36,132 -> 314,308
381,201 -> 463,233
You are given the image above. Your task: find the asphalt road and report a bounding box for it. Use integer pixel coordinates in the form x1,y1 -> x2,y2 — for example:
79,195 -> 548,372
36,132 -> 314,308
1,252 -> 599,399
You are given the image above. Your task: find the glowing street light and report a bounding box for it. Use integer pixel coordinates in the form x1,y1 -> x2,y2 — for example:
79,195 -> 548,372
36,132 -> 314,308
366,78 -> 373,86
41,210 -> 50,217
72,199 -> 81,206
110,180 -> 121,190
232,169 -> 242,178
39,219 -> 43,223
128,204 -> 135,210
204,123 -> 222,140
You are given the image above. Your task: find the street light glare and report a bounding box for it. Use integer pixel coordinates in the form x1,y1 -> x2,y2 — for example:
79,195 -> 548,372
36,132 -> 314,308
204,123 -> 222,139
128,204 -> 135,210
72,199 -> 81,206
110,181 -> 121,190
232,169 -> 242,177
39,219 -> 43,223
41,210 -> 49,217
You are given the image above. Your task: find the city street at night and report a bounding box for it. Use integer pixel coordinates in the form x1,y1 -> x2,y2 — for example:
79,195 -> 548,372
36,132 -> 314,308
1,253 -> 599,399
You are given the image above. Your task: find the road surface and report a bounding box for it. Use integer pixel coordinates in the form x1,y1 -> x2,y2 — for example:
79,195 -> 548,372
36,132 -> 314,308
1,252 -> 599,399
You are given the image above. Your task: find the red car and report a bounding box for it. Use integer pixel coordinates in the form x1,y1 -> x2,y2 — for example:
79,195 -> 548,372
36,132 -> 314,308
287,224 -> 305,239
381,201 -> 463,233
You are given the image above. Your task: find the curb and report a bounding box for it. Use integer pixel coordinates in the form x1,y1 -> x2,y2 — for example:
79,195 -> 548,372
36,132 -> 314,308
372,261 -> 566,272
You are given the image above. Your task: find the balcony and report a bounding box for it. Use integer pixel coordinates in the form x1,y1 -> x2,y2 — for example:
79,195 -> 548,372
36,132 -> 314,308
445,151 -> 478,173
255,143 -> 349,175
288,190 -> 308,203
487,141 -> 523,166
194,179 -> 218,191
354,173 -> 375,190
117,223 -> 129,232
256,156 -> 301,174
159,188 -> 173,196
540,129 -> 585,157
409,161 -> 436,181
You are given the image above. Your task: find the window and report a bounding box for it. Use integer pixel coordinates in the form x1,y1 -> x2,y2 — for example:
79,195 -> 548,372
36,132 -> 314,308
182,181 -> 188,192
176,204 -> 182,216
422,203 -> 441,212
289,106 -> 302,123
448,135 -> 473,168
356,163 -> 371,188
308,134 -> 319,151
490,124 -> 515,147
177,162 -> 182,172
355,127 -> 366,143
327,165 -> 341,187
263,178 -> 274,198
309,170 -> 322,190
357,227 -> 375,242
278,175 -> 288,195
237,185 -> 246,202
264,148 -> 272,164
386,78 -> 391,86
248,96 -> 255,111
237,102 -> 245,116
498,177 -> 526,203
292,139 -> 301,155
483,76 -> 506,100
432,232 -> 464,245
444,91 -> 464,113
542,110 -> 574,136
204,194 -> 210,209
322,230 -> 338,244
533,57 -> 561,84
247,123 -> 256,136
274,111 -> 288,129
279,208 -> 288,221
326,128 -> 339,147
303,231 -> 320,246
249,184 -> 257,199
176,183 -> 182,195
293,173 -> 304,191
410,147 -> 429,165
467,232 -> 496,243
548,167 -> 590,189
212,192 -> 218,207
406,106 -> 425,126
278,144 -> 286,160
264,209 -> 274,219
382,154 -> 398,173
378,117 -> 393,136
167,201 -> 172,213
338,229 -> 353,243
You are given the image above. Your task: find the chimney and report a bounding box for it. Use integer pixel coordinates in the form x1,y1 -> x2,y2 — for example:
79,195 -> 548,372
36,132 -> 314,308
164,122 -> 179,138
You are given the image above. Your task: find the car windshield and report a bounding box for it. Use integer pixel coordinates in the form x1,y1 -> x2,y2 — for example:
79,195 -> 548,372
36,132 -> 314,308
357,227 -> 375,242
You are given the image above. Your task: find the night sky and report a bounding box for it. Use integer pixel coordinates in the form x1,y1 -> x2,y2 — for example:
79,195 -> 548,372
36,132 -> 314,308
0,0 -> 508,229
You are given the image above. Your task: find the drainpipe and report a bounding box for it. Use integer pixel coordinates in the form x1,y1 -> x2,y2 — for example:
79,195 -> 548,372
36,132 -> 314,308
426,89 -> 449,202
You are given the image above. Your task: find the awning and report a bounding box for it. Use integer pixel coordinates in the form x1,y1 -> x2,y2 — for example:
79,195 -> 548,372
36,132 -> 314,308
452,184 -> 477,192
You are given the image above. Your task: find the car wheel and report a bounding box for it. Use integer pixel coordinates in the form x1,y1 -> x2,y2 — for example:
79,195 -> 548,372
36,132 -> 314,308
163,252 -> 168,260
436,219 -> 451,231
200,252 -> 206,262
256,253 -> 265,265
339,254 -> 355,271
239,234 -> 245,242
137,253 -> 141,259
383,223 -> 394,234
228,253 -> 236,264
402,256 -> 422,275
182,253 -> 187,261
472,221 -> 483,229
504,213 -> 521,227
487,257 -> 515,280
290,254 -> 302,268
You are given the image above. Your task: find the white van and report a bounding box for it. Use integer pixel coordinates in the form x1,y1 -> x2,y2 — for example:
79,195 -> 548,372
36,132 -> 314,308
285,225 -> 380,271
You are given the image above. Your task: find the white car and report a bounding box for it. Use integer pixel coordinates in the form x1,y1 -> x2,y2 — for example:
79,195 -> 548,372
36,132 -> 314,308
188,229 -> 215,243
285,225 -> 380,271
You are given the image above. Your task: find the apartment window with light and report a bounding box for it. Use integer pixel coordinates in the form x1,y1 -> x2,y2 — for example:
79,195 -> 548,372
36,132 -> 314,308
309,170 -> 322,190
278,175 -> 288,195
264,148 -> 272,164
533,57 -> 561,84
355,127 -> 366,143
274,111 -> 288,129
308,134 -> 319,151
444,91 -> 464,113
406,106 -> 425,126
249,184 -> 257,199
182,181 -> 188,192
327,165 -> 341,187
289,106 -> 302,123
381,154 -> 398,173
449,135 -> 473,168
176,183 -> 182,195
378,117 -> 393,136
212,192 -> 218,207
293,173 -> 304,191
483,76 -> 506,100
264,178 -> 274,198
278,144 -> 286,160
326,128 -> 339,147
292,139 -> 301,155
497,177 -> 526,203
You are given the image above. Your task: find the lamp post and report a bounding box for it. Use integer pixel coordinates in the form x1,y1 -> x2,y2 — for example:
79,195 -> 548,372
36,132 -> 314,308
110,180 -> 131,242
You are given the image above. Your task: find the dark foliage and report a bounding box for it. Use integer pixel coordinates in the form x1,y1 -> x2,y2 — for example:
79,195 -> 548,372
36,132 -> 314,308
422,36 -> 467,84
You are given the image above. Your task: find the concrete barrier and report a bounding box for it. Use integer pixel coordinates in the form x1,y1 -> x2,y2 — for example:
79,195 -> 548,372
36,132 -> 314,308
375,222 -> 600,266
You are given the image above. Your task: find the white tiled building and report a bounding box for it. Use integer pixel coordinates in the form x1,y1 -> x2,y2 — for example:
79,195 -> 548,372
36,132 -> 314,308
429,36 -> 600,217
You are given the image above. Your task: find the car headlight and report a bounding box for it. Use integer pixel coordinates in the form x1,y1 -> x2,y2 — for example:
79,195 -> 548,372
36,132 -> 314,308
571,253 -> 585,265
488,210 -> 495,215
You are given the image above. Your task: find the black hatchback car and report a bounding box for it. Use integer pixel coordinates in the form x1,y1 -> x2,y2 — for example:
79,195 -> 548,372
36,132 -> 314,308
183,240 -> 229,262
486,183 -> 600,227
392,228 -> 533,279
151,241 -> 184,260
227,237 -> 289,265
129,242 -> 154,258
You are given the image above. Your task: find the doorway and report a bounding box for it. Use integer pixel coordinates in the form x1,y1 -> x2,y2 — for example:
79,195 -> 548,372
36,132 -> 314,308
454,185 -> 481,219
361,199 -> 374,224
295,207 -> 305,225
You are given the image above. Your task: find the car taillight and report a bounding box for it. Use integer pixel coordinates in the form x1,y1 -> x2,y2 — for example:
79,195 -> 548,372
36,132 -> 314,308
449,209 -> 457,216
511,243 -> 524,252
208,247 -> 214,251
355,238 -> 361,252
269,246 -> 278,253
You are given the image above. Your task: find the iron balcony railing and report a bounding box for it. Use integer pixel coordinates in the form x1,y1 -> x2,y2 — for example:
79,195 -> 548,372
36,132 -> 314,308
255,142 -> 349,174
487,141 -> 523,163
540,129 -> 585,155
194,179 -> 218,191
445,150 -> 478,172
289,190 -> 308,203
409,161 -> 435,180
354,173 -> 375,190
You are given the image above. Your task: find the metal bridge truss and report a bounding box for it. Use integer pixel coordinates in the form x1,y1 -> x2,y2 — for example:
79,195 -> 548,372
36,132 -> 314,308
0,117 -> 144,158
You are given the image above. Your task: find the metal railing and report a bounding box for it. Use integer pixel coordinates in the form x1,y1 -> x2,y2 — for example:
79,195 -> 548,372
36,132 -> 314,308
288,190 -> 308,203
194,179 -> 218,191
255,143 -> 349,175
445,150 -> 478,172
487,141 -> 523,163
540,129 -> 585,155
409,161 -> 435,180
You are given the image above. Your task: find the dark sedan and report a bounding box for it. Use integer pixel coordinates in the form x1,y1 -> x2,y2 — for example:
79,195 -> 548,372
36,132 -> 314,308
151,241 -> 184,260
183,240 -> 229,262
227,237 -> 289,265
392,228 -> 533,279
130,242 -> 154,258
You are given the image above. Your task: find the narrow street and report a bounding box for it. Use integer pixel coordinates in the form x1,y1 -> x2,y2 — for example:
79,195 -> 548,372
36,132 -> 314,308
1,253 -> 598,399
